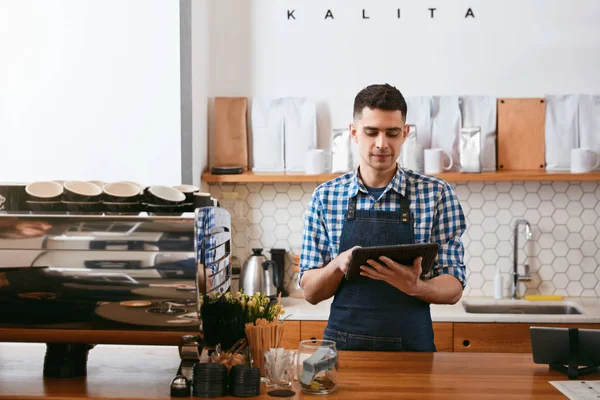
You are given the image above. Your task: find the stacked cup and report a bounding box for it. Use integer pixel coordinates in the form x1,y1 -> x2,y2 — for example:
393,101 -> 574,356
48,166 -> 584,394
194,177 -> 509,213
62,181 -> 103,214
24,181 -> 65,212
192,363 -> 229,398
143,186 -> 187,215
172,184 -> 200,213
228,364 -> 261,397
102,181 -> 142,215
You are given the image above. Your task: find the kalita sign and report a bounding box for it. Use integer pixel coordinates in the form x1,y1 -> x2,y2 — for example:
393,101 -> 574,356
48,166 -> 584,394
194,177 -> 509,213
285,8 -> 476,20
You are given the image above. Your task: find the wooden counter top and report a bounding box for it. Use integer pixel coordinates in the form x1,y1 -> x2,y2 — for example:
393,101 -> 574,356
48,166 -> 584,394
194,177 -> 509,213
1,343 -> 597,399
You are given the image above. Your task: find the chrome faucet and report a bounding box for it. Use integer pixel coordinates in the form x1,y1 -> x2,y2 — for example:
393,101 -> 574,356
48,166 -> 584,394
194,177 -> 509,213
512,219 -> 532,299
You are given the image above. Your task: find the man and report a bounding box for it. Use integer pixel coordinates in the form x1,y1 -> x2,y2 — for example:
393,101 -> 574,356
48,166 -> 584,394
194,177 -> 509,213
299,84 -> 466,352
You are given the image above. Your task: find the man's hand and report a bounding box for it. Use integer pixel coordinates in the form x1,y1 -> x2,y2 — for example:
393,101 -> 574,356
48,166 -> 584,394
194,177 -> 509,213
359,256 -> 464,304
299,245 -> 361,305
359,256 -> 423,297
335,246 -> 361,275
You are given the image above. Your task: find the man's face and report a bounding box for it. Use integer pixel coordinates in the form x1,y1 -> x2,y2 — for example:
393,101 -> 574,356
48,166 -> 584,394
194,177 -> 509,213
350,107 -> 408,173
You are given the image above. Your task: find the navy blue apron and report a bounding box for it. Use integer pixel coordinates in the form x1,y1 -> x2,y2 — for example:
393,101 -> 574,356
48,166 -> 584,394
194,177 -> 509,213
324,192 -> 436,352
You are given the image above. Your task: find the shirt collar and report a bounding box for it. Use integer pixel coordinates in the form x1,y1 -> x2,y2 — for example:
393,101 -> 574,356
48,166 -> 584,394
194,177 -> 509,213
349,164 -> 407,198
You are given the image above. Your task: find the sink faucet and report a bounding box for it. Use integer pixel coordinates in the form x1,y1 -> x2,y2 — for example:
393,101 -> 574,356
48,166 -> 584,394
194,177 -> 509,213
512,219 -> 532,300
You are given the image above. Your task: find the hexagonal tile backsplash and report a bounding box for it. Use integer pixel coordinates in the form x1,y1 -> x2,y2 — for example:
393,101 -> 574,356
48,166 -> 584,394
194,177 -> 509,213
210,181 -> 600,298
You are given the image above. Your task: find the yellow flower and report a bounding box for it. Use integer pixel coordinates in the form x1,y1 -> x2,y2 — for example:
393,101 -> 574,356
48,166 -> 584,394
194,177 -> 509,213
259,306 -> 265,313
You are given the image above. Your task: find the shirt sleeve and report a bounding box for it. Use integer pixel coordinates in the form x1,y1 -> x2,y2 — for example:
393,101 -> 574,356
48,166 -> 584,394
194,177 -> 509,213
298,189 -> 332,283
428,182 -> 467,288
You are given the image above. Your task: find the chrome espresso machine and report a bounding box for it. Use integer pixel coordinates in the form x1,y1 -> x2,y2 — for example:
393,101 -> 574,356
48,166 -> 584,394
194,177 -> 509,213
0,206 -> 231,378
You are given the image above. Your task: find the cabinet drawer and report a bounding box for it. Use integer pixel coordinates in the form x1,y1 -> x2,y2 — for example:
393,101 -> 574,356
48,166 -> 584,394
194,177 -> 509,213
280,321 -> 300,349
299,321 -> 453,352
300,321 -> 327,342
454,323 -> 600,353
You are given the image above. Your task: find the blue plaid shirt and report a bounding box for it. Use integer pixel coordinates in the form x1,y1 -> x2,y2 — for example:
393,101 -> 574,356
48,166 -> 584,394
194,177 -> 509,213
299,166 -> 467,287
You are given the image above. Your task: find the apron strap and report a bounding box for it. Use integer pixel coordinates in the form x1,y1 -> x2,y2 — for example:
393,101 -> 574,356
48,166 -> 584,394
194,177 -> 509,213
400,195 -> 410,223
346,196 -> 357,221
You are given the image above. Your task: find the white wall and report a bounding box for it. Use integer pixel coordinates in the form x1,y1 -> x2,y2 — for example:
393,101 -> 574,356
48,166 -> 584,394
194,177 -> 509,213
0,0 -> 182,185
206,0 -> 600,147
204,0 -> 253,168
191,0 -> 209,189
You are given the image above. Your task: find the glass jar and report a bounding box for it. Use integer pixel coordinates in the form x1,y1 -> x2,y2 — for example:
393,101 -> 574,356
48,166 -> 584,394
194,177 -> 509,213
296,339 -> 338,394
263,348 -> 296,388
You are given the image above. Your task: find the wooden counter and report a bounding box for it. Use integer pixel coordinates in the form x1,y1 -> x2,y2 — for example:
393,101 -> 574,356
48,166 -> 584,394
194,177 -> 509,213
0,342 -> 597,399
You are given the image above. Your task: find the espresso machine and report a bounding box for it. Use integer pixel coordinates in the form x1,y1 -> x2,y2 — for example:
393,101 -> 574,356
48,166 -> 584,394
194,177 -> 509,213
0,206 -> 232,379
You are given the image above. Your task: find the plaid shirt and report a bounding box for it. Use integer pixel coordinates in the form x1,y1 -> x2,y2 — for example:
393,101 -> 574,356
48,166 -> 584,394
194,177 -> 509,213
299,166 -> 467,287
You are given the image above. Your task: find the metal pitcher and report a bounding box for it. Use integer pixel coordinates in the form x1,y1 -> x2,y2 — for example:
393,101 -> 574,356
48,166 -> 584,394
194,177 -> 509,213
240,248 -> 281,298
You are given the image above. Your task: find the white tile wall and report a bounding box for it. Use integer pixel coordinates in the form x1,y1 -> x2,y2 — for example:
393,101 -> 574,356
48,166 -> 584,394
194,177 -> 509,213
211,181 -> 600,298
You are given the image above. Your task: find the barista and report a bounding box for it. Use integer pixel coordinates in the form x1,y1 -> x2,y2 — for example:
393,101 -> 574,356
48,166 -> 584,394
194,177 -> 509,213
299,84 -> 467,351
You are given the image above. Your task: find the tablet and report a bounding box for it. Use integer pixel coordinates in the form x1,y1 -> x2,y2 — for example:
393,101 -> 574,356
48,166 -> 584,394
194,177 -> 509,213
345,243 -> 440,281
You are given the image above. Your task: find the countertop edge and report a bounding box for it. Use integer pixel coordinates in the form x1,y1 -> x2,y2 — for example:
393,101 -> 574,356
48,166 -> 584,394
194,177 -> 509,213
280,296 -> 600,323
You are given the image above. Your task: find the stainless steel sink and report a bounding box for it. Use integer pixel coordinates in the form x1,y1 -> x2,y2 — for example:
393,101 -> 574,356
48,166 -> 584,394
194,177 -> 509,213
462,303 -> 583,315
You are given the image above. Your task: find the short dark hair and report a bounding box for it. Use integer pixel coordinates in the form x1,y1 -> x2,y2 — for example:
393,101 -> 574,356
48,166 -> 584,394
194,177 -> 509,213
353,83 -> 407,121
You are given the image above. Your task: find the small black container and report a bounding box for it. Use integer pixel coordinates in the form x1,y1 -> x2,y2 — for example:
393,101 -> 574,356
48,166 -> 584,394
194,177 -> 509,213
43,343 -> 93,378
211,165 -> 244,175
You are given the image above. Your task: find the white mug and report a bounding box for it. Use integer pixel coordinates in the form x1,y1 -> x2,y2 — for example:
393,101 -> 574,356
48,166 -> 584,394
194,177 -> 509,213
571,148 -> 600,173
305,149 -> 331,174
424,148 -> 453,174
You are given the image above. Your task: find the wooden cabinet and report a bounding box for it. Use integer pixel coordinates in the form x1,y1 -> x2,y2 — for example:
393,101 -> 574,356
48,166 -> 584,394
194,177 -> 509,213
280,321 -> 300,349
297,321 -> 453,352
454,323 -> 600,353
